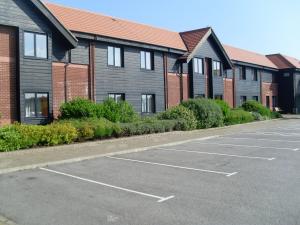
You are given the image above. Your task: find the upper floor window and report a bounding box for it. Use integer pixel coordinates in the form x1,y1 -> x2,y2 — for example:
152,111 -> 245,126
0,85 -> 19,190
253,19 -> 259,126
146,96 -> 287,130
142,94 -> 155,113
193,58 -> 203,74
252,69 -> 258,81
108,93 -> 125,103
239,67 -> 246,80
140,51 -> 154,70
213,61 -> 221,76
108,46 -> 123,67
25,93 -> 49,118
24,32 -> 47,59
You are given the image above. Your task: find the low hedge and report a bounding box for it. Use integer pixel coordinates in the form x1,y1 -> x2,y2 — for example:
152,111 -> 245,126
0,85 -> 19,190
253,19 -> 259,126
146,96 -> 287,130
225,109 -> 254,125
181,98 -> 224,129
157,105 -> 197,131
215,100 -> 231,118
242,100 -> 272,117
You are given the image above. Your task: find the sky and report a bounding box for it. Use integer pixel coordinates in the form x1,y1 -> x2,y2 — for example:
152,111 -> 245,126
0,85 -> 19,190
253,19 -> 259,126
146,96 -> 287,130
48,0 -> 300,59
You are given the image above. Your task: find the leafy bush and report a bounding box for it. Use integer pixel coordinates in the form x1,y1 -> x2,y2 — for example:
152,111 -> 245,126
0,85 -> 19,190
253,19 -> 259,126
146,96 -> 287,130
271,111 -> 283,119
0,126 -> 25,151
120,118 -> 179,136
242,100 -> 271,117
225,109 -> 254,125
59,98 -> 98,119
251,112 -> 265,121
215,100 -> 231,118
61,118 -> 121,141
157,105 -> 197,130
99,99 -> 137,123
181,98 -> 224,129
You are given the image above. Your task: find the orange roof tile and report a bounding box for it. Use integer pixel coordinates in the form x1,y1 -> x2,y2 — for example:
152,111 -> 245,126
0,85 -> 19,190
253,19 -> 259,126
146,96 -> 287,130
282,55 -> 300,69
45,2 -> 187,51
180,27 -> 211,52
223,45 -> 278,69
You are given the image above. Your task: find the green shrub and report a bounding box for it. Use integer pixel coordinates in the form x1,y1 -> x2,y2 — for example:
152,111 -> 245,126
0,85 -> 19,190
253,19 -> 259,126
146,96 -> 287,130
242,100 -> 271,117
251,112 -> 265,121
39,123 -> 78,146
271,111 -> 283,119
181,98 -> 224,129
215,99 -> 231,118
120,118 -> 179,136
59,98 -> 98,119
61,118 -> 121,141
225,109 -> 254,125
100,99 -> 137,123
0,126 -> 24,151
157,105 -> 197,131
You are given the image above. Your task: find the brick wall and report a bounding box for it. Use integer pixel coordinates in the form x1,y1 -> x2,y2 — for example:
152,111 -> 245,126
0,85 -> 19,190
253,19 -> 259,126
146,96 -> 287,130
0,26 -> 17,125
224,78 -> 234,107
52,63 -> 89,118
261,82 -> 278,110
167,73 -> 189,108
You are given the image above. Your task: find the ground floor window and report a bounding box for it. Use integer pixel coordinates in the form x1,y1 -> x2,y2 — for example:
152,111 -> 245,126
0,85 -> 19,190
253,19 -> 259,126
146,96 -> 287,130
240,96 -> 247,105
214,95 -> 223,100
266,96 -> 270,108
142,94 -> 155,113
108,93 -> 125,103
272,96 -> 278,108
252,96 -> 259,101
25,93 -> 49,118
195,94 -> 205,98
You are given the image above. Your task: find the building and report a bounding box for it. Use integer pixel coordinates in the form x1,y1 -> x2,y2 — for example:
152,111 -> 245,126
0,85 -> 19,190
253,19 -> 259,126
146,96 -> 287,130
0,0 -> 299,125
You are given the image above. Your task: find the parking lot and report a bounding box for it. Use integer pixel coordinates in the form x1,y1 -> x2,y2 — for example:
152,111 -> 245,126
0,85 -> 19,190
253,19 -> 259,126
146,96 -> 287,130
0,119 -> 300,225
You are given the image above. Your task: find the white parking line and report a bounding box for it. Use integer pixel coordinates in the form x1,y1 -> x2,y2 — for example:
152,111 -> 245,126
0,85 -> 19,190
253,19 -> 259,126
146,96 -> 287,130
220,136 -> 300,143
193,142 -> 299,151
247,132 -> 300,137
106,156 -> 237,177
156,148 -> 275,161
40,167 -> 174,203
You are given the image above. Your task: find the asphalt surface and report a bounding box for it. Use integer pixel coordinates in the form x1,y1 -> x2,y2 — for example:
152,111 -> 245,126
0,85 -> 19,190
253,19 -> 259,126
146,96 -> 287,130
0,119 -> 300,225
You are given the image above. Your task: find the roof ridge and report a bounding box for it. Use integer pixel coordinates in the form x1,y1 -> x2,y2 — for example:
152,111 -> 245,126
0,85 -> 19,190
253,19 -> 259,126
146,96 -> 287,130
224,44 -> 269,57
268,54 -> 296,68
180,27 -> 211,34
44,1 -> 180,34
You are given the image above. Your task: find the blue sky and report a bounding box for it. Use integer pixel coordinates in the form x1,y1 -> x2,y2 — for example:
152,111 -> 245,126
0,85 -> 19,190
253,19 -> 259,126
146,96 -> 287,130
48,0 -> 300,59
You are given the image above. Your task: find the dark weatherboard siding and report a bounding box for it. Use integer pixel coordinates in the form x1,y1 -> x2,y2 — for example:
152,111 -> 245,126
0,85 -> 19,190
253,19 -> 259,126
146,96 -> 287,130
294,73 -> 300,113
94,42 -> 165,113
0,0 -> 55,124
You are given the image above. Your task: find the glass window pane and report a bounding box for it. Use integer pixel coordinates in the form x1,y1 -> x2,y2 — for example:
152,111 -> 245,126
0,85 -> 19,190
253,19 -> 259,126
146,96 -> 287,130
146,52 -> 151,70
194,58 -> 198,73
108,94 -> 115,100
24,32 -> 35,57
198,59 -> 203,74
25,93 -> 36,117
115,48 -> 121,67
36,34 -> 47,58
36,93 -> 48,117
142,95 -> 147,112
147,95 -> 152,113
115,94 -> 123,103
140,51 -> 145,69
108,46 -> 114,66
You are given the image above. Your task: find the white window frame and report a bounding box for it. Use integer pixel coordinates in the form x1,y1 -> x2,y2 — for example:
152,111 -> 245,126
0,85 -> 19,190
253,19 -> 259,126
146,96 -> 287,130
108,46 -> 123,67
140,51 -> 153,70
193,58 -> 203,74
24,31 -> 48,59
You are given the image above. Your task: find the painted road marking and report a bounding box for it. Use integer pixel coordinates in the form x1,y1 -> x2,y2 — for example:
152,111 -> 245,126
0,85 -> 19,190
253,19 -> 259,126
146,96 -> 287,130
193,142 -> 299,151
40,167 -> 174,203
106,156 -> 237,177
156,148 -> 275,161
248,132 -> 300,137
220,136 -> 300,143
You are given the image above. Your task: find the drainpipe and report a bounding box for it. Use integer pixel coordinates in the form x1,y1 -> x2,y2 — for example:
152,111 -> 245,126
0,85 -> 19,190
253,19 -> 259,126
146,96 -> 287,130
232,66 -> 236,107
163,53 -> 168,109
180,63 -> 184,102
89,41 -> 96,102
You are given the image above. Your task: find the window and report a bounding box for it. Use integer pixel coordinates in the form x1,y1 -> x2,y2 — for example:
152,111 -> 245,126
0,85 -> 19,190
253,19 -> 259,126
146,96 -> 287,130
24,32 -> 47,58
252,96 -> 259,101
214,95 -> 223,100
239,67 -> 246,80
108,93 -> 125,103
252,69 -> 258,81
195,94 -> 206,98
272,96 -> 278,108
266,96 -> 270,108
140,51 -> 153,70
141,94 -> 155,113
108,46 -> 123,67
25,93 -> 49,118
193,58 -> 203,74
240,96 -> 247,105
213,61 -> 221,76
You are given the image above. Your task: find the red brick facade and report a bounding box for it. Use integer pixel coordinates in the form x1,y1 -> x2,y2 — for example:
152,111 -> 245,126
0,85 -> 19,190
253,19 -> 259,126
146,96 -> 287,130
261,82 -> 278,110
167,73 -> 189,108
224,78 -> 234,107
52,63 -> 89,118
0,26 -> 17,125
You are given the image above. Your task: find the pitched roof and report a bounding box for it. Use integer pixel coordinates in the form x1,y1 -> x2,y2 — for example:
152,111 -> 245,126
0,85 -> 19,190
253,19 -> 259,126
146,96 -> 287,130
31,0 -> 77,47
45,2 -> 187,51
180,27 -> 211,52
223,45 -> 278,69
267,54 -> 300,69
